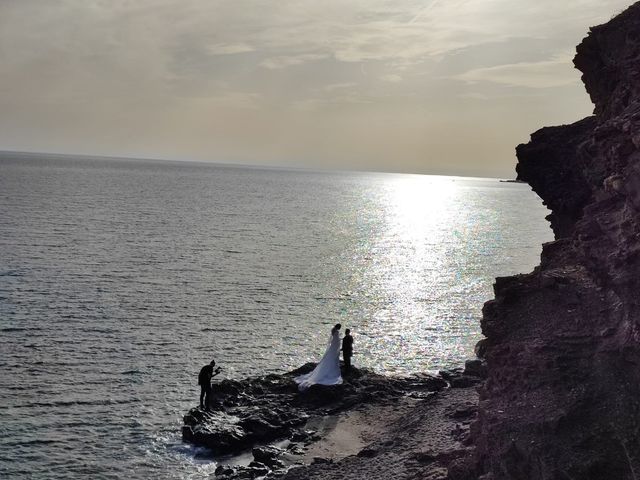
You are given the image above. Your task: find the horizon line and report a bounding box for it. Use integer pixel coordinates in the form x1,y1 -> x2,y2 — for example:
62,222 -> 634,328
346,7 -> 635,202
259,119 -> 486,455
0,148 -> 516,182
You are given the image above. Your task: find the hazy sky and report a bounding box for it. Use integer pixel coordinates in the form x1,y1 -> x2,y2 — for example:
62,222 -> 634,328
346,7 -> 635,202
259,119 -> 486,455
0,0 -> 632,177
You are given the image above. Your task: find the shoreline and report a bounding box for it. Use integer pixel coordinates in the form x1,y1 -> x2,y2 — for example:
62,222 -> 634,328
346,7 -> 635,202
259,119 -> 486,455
284,388 -> 478,480
182,361 -> 485,479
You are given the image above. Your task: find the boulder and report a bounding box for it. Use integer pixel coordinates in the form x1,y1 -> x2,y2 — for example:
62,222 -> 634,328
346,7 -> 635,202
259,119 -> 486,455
252,445 -> 284,468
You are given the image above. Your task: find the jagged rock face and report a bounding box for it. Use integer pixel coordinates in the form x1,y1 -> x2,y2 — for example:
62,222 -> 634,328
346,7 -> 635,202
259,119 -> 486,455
472,3 -> 640,479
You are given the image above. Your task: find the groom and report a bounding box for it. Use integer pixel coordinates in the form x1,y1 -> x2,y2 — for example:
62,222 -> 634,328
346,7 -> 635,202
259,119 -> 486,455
342,329 -> 354,372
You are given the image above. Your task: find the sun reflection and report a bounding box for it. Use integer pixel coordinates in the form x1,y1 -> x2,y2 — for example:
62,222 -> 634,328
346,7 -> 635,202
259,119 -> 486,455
380,175 -> 461,301
324,175 -> 549,374
356,175 -> 469,373
385,175 -> 458,245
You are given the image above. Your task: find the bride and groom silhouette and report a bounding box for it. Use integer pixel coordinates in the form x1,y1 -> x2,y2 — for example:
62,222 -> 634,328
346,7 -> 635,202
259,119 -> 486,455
295,323 -> 354,391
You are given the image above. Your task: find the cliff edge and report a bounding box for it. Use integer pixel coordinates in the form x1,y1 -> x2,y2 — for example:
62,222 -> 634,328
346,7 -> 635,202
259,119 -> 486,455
470,3 -> 640,479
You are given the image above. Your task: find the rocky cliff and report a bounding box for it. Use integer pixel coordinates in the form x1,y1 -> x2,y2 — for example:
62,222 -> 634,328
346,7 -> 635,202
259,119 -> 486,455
470,3 -> 640,479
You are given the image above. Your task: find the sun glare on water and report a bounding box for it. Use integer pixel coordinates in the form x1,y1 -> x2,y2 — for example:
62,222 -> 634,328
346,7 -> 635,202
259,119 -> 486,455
386,174 -> 458,249
353,175 -> 482,373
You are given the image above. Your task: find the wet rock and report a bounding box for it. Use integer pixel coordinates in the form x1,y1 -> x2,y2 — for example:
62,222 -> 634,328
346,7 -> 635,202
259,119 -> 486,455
295,383 -> 350,407
216,465 -> 272,480
239,417 -> 283,438
215,464 -> 236,476
182,420 -> 249,455
286,443 -> 305,455
252,446 -> 284,468
248,461 -> 269,471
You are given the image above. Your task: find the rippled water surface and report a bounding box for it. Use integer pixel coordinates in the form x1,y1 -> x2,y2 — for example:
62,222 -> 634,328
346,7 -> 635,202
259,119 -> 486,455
0,154 -> 552,478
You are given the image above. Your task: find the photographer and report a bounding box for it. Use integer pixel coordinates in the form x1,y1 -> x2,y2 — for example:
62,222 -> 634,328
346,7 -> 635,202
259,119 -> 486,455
198,359 -> 222,410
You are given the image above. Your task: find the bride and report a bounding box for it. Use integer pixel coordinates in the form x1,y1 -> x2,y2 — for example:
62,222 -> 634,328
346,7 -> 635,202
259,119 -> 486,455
295,324 -> 343,391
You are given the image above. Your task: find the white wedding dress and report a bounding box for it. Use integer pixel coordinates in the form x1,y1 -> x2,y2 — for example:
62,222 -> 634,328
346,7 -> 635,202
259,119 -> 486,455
295,329 -> 343,391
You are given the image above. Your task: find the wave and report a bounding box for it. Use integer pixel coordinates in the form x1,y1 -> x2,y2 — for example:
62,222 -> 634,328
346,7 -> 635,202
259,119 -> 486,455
0,270 -> 21,277
2,398 -> 140,409
1,327 -> 41,333
4,439 -> 57,447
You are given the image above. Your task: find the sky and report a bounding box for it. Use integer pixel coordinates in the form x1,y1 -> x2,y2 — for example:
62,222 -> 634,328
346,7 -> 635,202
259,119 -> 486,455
0,0 -> 633,177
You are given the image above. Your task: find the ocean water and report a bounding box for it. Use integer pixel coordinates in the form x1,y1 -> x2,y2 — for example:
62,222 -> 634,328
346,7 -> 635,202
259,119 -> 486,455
0,154 -> 553,478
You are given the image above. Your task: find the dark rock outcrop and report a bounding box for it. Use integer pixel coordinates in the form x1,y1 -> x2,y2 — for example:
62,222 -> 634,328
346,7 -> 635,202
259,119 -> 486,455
181,364 -> 485,480
471,3 -> 640,479
182,364 -> 449,457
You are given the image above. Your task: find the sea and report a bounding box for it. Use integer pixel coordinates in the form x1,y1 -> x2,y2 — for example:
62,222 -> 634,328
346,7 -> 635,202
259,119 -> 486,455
0,153 -> 553,479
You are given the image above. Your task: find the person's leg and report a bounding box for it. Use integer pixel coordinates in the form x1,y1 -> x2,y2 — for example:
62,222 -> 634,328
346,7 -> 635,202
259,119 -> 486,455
200,385 -> 206,408
204,384 -> 212,410
345,354 -> 351,371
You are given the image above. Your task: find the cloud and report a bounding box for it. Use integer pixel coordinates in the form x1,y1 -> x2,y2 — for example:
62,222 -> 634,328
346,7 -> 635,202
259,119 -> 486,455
0,0 -> 634,177
206,91 -> 262,109
323,82 -> 358,92
259,53 -> 328,69
206,43 -> 255,55
381,74 -> 402,83
458,92 -> 490,101
453,54 -> 580,89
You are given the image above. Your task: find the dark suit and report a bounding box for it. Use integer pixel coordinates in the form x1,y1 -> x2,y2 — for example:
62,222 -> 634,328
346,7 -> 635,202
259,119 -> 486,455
342,334 -> 353,371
